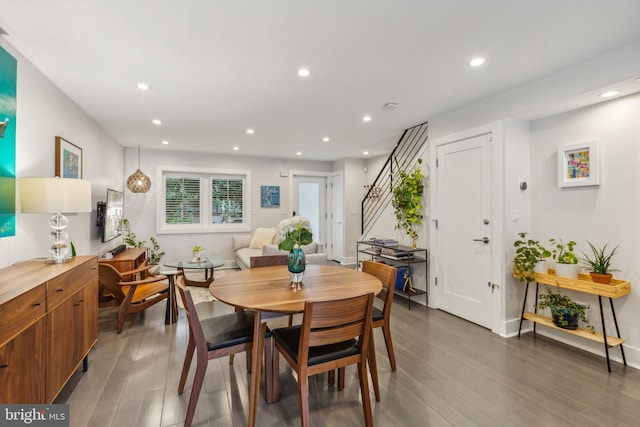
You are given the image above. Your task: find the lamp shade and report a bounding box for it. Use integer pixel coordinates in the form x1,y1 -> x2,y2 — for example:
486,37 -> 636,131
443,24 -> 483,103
20,177 -> 92,213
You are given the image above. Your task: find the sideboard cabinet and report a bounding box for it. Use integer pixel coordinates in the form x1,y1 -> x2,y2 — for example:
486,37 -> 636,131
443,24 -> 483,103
0,256 -> 98,403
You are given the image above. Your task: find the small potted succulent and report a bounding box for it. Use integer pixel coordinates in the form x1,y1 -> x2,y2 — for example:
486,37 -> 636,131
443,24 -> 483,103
191,245 -> 204,262
536,288 -> 594,333
513,232 -> 551,282
549,238 -> 579,279
580,241 -> 619,284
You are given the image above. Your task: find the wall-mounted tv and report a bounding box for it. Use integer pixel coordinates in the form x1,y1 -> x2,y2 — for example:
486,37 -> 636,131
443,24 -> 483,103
102,188 -> 123,243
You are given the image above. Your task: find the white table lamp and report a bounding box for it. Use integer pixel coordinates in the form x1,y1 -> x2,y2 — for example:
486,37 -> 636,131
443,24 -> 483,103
20,177 -> 92,263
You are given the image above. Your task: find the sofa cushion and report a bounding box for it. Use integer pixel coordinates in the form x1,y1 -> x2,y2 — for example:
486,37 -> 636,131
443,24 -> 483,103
236,247 -> 262,270
262,244 -> 287,255
232,235 -> 251,251
249,228 -> 277,249
263,242 -> 318,255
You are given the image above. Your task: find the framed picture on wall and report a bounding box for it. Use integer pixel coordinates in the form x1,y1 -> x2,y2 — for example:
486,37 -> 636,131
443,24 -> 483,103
55,136 -> 83,178
260,185 -> 280,208
557,140 -> 599,188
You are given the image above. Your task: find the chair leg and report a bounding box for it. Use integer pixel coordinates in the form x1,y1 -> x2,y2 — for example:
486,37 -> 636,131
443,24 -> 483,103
381,324 -> 397,371
184,349 -> 208,427
117,306 -> 128,334
178,335 -> 196,394
368,332 -> 381,402
357,361 -> 374,427
288,314 -> 294,326
328,369 -> 335,386
298,373 -> 311,427
338,367 -> 345,390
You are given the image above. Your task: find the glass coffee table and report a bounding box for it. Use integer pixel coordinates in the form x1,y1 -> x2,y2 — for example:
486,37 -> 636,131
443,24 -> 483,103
163,254 -> 225,287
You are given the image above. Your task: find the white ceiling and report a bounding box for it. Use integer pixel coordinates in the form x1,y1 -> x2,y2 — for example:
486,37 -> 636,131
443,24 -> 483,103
1,0 -> 640,161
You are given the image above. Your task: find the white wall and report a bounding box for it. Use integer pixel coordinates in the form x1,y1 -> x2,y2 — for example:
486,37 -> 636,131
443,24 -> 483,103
123,147 -> 332,265
0,40 -> 124,269
528,93 -> 640,365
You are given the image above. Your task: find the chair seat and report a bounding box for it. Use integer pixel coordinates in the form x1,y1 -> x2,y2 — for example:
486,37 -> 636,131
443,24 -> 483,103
372,306 -> 384,322
121,281 -> 169,303
272,325 -> 359,366
201,311 -> 272,352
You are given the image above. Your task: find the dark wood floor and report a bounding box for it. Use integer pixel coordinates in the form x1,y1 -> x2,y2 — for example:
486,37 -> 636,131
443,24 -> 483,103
57,284 -> 640,426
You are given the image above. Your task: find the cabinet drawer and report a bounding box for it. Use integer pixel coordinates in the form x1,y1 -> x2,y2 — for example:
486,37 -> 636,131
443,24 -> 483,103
47,259 -> 97,309
0,284 -> 46,345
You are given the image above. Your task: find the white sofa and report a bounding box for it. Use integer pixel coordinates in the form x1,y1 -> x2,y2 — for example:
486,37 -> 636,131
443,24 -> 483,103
233,227 -> 327,270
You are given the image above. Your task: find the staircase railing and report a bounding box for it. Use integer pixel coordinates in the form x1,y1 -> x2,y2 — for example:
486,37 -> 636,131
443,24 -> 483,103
361,121 -> 428,235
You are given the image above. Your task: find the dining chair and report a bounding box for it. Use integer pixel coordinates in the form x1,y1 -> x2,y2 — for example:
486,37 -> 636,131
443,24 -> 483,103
98,263 -> 170,333
175,276 -> 275,427
250,254 -> 288,268
249,255 -> 295,326
362,260 -> 399,371
272,292 -> 376,427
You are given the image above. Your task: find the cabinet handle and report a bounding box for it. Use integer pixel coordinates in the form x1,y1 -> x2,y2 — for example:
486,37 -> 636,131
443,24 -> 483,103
0,364 -> 8,368
56,289 -> 64,293
33,303 -> 41,307
73,303 -> 81,307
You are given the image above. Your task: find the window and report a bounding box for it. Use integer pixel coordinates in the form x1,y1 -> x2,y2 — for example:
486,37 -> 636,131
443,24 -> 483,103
158,167 -> 251,233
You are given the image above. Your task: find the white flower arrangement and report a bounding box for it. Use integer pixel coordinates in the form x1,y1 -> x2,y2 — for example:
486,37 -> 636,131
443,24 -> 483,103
277,216 -> 313,251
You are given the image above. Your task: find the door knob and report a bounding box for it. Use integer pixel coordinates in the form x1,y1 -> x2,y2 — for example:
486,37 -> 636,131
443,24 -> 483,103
473,237 -> 490,244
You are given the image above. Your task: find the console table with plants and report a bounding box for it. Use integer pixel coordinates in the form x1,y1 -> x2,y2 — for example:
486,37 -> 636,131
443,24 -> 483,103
515,269 -> 631,372
357,240 -> 427,309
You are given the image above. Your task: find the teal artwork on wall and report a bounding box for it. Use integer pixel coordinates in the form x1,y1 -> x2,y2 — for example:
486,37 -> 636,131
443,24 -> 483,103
0,45 -> 17,237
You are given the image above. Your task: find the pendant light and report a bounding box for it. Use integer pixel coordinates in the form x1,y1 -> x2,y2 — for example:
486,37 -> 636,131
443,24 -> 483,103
126,146 -> 151,193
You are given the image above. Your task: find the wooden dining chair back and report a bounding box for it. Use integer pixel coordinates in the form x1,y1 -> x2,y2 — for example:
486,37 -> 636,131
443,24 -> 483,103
98,262 -> 170,333
362,260 -> 398,371
175,276 -> 274,427
250,254 -> 288,268
272,292 -> 375,427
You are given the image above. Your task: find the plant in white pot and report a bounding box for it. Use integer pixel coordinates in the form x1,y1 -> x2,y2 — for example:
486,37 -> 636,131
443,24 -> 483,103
513,232 -> 551,282
549,238 -> 579,279
580,241 -> 619,284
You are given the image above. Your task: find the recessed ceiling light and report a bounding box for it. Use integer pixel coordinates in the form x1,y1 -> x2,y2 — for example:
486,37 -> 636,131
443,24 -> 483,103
363,151 -> 369,155
298,68 -> 311,77
233,146 -> 239,151
296,152 -> 302,156
152,119 -> 162,125
599,90 -> 620,98
137,82 -> 150,90
322,137 -> 330,142
362,115 -> 372,122
246,129 -> 255,134
469,57 -> 485,67
161,140 -> 169,145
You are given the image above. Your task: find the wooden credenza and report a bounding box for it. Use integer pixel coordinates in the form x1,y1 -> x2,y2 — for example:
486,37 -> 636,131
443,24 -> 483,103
99,247 -> 147,274
0,256 -> 98,403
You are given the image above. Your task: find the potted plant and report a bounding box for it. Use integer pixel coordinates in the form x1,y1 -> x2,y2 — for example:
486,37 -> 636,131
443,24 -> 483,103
148,236 -> 165,265
536,288 -> 595,333
391,157 -> 425,248
191,245 -> 204,262
580,241 -> 619,284
513,232 -> 551,282
549,238 -> 579,279
122,218 -> 145,248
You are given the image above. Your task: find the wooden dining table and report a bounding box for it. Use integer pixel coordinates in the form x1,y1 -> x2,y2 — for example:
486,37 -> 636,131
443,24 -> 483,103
210,264 -> 382,427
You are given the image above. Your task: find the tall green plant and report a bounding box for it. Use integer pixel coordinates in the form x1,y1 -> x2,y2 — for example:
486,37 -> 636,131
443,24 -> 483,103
148,237 -> 165,265
580,241 -> 618,274
391,158 -> 425,242
122,218 -> 145,248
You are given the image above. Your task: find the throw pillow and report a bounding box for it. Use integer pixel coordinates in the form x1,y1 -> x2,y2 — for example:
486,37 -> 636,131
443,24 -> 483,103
249,228 -> 277,249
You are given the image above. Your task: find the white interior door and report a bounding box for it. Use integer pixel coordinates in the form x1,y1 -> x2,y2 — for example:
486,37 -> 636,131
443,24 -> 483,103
293,176 -> 326,247
328,172 -> 344,262
435,133 -> 493,328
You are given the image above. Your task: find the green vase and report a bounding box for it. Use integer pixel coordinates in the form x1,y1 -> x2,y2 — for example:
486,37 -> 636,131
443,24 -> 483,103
287,248 -> 306,286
